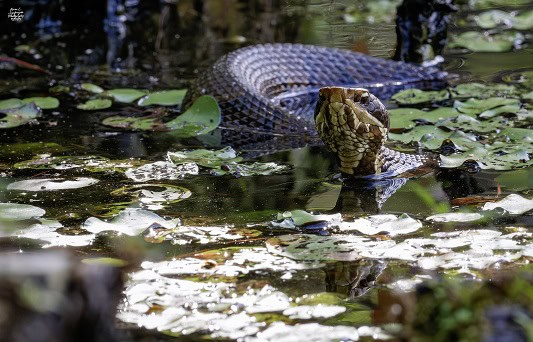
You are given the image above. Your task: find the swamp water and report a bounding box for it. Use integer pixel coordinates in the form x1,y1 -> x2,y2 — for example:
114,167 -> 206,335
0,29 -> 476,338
0,0 -> 532,340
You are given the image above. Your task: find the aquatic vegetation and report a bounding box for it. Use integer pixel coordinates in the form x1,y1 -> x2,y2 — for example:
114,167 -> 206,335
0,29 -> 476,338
7,177 -> 99,191
0,103 -> 41,128
138,90 -> 187,106
450,31 -> 524,52
76,98 -> 112,110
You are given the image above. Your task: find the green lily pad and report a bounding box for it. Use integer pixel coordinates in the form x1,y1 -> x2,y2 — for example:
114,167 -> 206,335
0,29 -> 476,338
0,103 -> 41,128
7,177 -> 100,191
0,203 -> 45,221
49,85 -> 71,94
499,127 -> 533,141
469,0 -> 532,9
502,70 -> 533,89
168,147 -> 243,168
440,143 -> 532,171
213,161 -> 289,176
165,95 -> 221,136
101,115 -> 165,130
138,89 -> 187,106
473,9 -> 533,30
454,97 -> 520,115
522,91 -> 533,101
389,125 -> 452,146
482,194 -> 533,215
390,107 -> 461,129
0,98 -> 24,110
81,257 -> 128,267
81,83 -> 104,94
22,96 -> 59,109
479,103 -> 521,118
14,155 -> 143,172
450,31 -> 524,52
437,115 -> 503,133
105,88 -> 147,103
392,88 -> 449,105
450,83 -> 517,99
77,98 -> 112,110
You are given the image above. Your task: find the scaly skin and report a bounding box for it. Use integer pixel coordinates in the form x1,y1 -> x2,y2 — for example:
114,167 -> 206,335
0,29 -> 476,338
315,87 -> 428,177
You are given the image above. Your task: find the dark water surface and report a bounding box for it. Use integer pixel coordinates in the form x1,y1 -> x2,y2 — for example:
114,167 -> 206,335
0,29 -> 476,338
0,0 -> 532,341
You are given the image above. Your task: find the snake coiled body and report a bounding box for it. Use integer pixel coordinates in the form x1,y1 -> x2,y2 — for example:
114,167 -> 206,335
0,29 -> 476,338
184,44 -> 447,176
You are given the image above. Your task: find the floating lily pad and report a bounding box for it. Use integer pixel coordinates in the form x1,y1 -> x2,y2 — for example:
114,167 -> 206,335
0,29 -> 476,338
389,107 -> 461,129
482,194 -> 533,214
21,97 -> 59,109
439,143 -> 532,171
138,89 -> 187,106
502,70 -> 533,89
111,184 -> 192,210
105,88 -> 147,103
125,161 -> 199,182
102,95 -> 220,135
469,0 -> 532,9
102,115 -> 165,130
213,162 -> 290,176
82,208 -> 180,236
81,257 -> 127,267
392,88 -> 449,105
473,9 -> 533,30
437,115 -> 503,133
450,83 -> 517,99
273,210 -> 342,228
81,83 -> 104,94
7,177 -> 99,191
450,31 -> 524,52
426,212 -> 483,222
14,155 -> 142,172
0,202 -> 45,221
16,220 -> 95,247
454,97 -> 520,115
339,214 -> 422,236
168,147 -> 242,168
49,85 -> 70,94
165,95 -> 221,136
0,103 -> 41,128
0,98 -> 24,110
76,98 -> 112,110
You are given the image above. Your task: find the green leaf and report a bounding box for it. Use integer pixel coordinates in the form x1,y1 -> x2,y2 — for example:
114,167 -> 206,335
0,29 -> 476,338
165,95 -> 221,136
450,31 -> 524,52
0,103 -> 41,128
77,98 -> 112,110
473,9 -> 533,30
451,83 -> 517,99
81,257 -> 128,267
81,83 -> 104,94
0,203 -> 45,221
0,98 -> 24,110
138,89 -> 187,106
101,116 -> 165,130
479,103 -> 521,118
105,88 -> 147,103
392,88 -> 449,105
454,97 -> 520,115
22,96 -> 59,109
168,147 -> 242,168
502,70 -> 533,89
390,107 -> 461,129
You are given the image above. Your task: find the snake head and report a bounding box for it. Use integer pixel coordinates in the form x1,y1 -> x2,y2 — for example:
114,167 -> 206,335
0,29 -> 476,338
314,87 -> 390,176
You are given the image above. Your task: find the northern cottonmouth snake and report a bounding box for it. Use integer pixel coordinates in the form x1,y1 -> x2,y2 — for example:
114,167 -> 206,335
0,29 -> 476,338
183,44 -> 448,177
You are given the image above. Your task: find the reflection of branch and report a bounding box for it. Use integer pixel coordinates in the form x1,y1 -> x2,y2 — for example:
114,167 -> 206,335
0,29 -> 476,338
0,56 -> 51,74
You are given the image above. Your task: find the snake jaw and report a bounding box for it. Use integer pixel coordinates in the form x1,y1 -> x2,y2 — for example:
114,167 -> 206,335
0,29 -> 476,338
314,87 -> 390,176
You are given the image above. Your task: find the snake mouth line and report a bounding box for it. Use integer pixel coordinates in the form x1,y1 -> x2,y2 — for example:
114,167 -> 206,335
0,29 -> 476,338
314,87 -> 390,176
